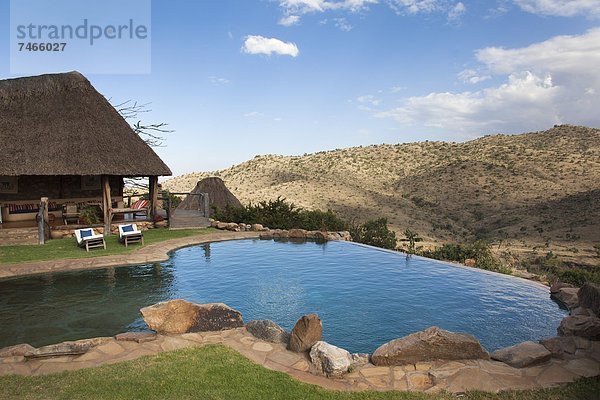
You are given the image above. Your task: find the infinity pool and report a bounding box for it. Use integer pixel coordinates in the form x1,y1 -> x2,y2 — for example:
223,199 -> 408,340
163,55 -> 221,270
0,239 -> 566,352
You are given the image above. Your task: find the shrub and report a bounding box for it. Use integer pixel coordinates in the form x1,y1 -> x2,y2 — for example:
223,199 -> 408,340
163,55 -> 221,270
79,206 -> 100,225
161,190 -> 182,209
212,197 -> 347,231
421,240 -> 510,274
349,218 -> 397,250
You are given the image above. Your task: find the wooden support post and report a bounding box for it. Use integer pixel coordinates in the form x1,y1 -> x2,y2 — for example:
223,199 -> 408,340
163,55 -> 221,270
149,176 -> 158,220
38,197 -> 48,245
166,195 -> 172,228
101,175 -> 112,236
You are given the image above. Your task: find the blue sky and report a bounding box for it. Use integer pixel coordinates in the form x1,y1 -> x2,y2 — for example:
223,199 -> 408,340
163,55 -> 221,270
1,0 -> 598,176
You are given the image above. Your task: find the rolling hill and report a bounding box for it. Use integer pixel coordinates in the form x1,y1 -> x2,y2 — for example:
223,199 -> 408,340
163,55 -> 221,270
163,125 -> 600,266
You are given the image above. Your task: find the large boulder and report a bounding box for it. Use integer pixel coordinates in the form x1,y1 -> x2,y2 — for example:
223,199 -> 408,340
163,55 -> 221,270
246,320 -> 289,344
490,341 -> 552,368
550,282 -> 575,294
558,315 -> 600,340
141,300 -> 244,334
0,343 -> 35,357
309,341 -> 352,378
288,314 -> 323,352
288,229 -> 307,239
371,326 -> 489,366
578,283 -> 600,317
552,287 -> 579,309
540,336 -> 577,358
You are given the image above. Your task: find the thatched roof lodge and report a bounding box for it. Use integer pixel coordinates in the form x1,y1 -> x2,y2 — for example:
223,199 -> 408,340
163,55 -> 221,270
0,71 -> 172,235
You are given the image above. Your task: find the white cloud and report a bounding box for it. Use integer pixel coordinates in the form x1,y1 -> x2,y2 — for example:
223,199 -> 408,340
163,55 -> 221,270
279,0 -> 378,14
279,15 -> 301,26
357,94 -> 381,106
334,17 -> 354,31
373,28 -> 600,134
209,76 -> 231,85
377,72 -> 560,131
242,35 -> 300,57
513,0 -> 600,17
457,69 -> 491,84
244,111 -> 265,118
387,0 -> 441,14
447,1 -> 466,21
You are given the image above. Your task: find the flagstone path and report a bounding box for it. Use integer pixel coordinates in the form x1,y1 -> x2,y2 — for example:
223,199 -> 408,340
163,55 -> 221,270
1,328 -> 598,393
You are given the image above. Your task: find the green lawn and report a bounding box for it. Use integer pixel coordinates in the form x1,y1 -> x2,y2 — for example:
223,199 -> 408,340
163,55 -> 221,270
0,345 -> 597,400
0,228 -> 217,264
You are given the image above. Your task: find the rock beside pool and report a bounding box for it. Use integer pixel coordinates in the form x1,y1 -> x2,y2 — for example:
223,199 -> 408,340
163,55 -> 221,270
578,283 -> 600,317
272,229 -> 289,239
540,336 -> 577,358
309,341 -> 352,378
288,229 -> 307,239
371,326 -> 489,366
288,313 -> 323,352
246,320 -> 289,344
24,339 -> 105,359
550,281 -> 575,294
115,332 -> 158,343
141,299 -> 244,334
259,231 -> 274,240
552,287 -> 579,309
558,315 -> 600,340
0,343 -> 35,357
490,341 -> 552,368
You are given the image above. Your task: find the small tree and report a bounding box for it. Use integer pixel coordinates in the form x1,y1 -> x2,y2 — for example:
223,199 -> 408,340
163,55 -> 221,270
401,229 -> 423,255
350,218 -> 397,250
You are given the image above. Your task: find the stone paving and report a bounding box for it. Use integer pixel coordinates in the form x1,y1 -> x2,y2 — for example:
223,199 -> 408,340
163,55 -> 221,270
0,231 -> 260,279
1,328 -> 598,393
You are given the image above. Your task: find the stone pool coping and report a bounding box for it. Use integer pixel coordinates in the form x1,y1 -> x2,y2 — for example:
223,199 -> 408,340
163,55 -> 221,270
1,328 -> 598,393
0,231 -> 260,279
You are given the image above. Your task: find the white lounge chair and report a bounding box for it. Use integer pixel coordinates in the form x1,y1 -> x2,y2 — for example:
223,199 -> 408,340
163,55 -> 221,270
74,228 -> 106,252
118,223 -> 144,247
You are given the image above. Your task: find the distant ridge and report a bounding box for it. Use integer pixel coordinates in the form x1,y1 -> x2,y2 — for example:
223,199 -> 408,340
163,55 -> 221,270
164,125 -> 600,265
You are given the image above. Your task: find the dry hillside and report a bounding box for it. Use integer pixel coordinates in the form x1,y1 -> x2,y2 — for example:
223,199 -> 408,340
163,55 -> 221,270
164,125 -> 600,266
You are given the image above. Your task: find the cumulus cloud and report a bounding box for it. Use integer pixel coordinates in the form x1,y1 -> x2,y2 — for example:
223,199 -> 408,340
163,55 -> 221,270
373,28 -> 600,134
279,0 -> 378,14
279,15 -> 301,26
334,17 -> 354,31
447,1 -> 466,21
357,95 -> 381,106
513,0 -> 600,17
242,35 -> 300,57
387,0 -> 441,14
244,111 -> 265,118
457,69 -> 491,84
209,76 -> 231,85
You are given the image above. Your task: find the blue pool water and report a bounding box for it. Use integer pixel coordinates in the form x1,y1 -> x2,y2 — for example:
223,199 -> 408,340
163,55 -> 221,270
0,239 -> 566,352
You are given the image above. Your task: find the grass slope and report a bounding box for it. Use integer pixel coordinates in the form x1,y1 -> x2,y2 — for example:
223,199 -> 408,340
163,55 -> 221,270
164,125 -> 600,266
0,345 -> 598,400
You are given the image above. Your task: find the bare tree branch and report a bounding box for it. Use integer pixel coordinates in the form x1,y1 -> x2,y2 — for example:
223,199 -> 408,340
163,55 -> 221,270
114,100 -> 174,147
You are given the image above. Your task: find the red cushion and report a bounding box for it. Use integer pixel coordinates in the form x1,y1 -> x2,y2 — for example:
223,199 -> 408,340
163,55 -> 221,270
132,199 -> 150,209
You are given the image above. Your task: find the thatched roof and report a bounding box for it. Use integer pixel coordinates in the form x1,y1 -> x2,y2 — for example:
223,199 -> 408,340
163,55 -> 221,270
177,177 -> 242,211
0,71 -> 171,176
